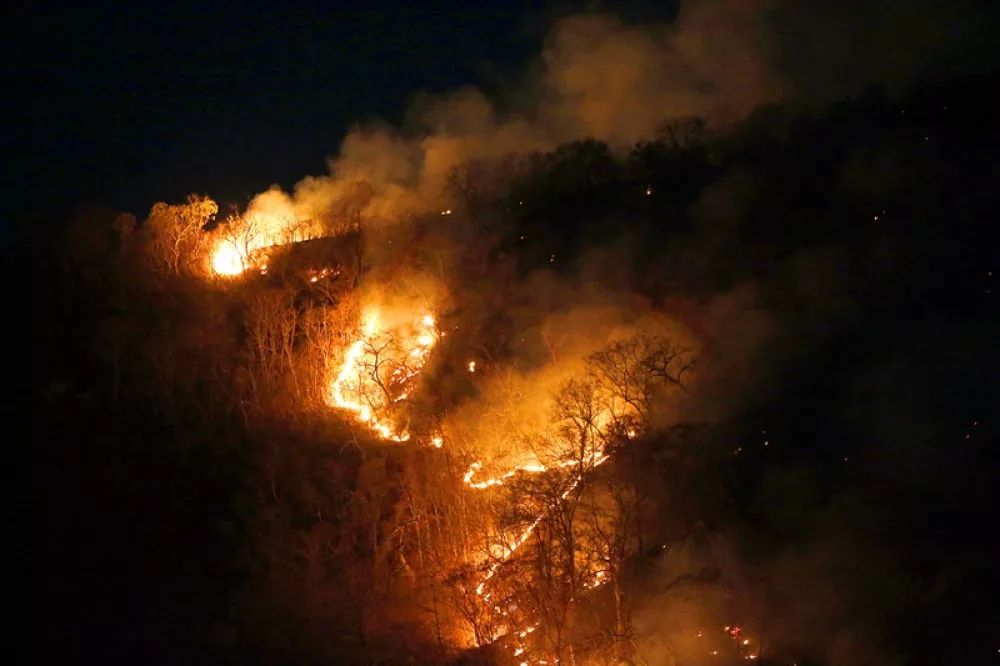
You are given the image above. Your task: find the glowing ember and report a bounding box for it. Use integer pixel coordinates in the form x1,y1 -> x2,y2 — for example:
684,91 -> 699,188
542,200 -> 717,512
723,625 -> 760,661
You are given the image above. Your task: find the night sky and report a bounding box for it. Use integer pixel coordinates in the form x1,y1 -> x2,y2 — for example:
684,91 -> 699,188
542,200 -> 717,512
9,0 -> 606,220
6,0 -> 994,223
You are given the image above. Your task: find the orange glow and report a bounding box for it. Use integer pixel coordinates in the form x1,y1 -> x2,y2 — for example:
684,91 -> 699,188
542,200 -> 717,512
208,195 -> 321,277
319,294 -> 646,660
328,307 -> 438,441
211,240 -> 246,276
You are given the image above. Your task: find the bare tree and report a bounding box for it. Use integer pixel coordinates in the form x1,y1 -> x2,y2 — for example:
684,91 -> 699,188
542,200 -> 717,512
588,334 -> 694,427
244,286 -> 300,410
472,335 -> 695,663
143,194 -> 218,275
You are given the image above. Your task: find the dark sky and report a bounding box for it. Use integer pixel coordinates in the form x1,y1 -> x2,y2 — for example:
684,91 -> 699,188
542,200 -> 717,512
6,0 -> 993,227
10,1 -> 678,221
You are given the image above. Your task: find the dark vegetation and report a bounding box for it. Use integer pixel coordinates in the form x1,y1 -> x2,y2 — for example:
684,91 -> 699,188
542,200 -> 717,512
21,73 -> 999,664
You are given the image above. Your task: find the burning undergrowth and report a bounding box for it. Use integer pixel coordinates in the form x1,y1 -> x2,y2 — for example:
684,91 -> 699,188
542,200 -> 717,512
43,3 -> 999,664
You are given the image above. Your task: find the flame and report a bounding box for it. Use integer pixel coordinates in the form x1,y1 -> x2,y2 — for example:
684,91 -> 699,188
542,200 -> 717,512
328,307 -> 437,441
211,240 -> 246,276
457,438 -> 615,666
463,450 -> 608,491
191,185 -> 660,661
469,445 -> 612,621
323,298 -> 635,660
462,460 -> 548,490
208,196 -> 321,277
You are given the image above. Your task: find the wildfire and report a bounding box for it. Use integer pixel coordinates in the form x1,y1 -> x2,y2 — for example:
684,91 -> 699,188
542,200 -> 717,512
324,301 -> 584,661
169,153 -> 691,664
463,438 -> 619,666
471,447 -> 611,601
323,297 -> 642,663
210,224 -> 280,277
462,460 -> 548,489
328,308 -> 438,441
462,451 -> 608,490
208,196 -> 320,277
211,240 -> 247,276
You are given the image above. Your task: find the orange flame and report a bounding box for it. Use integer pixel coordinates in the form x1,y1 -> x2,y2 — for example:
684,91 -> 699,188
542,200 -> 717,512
324,300 -> 635,661
328,308 -> 437,441
208,197 -> 320,277
211,240 -> 247,276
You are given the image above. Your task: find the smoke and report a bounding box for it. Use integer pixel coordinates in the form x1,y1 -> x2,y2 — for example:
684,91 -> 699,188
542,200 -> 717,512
434,267 -> 701,464
242,186 -> 302,240
268,0 -> 789,459
253,0 -> 999,248
237,0 -> 998,261
771,0 -> 1000,104
630,524 -> 910,666
251,2 -> 792,436
241,1 -> 790,238
538,2 -> 781,142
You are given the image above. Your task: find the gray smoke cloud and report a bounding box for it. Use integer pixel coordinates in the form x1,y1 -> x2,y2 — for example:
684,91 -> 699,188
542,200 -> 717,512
245,0 -> 998,240
250,1 -> 788,233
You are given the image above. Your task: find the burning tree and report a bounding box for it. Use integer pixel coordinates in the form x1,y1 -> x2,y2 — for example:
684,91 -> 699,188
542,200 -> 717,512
142,194 -> 218,276
438,334 -> 696,664
328,308 -> 439,441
